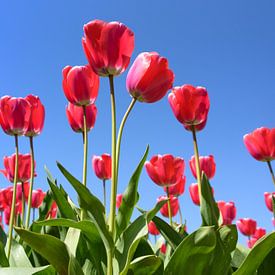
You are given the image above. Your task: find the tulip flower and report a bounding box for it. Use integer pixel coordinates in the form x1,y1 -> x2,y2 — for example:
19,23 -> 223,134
92,154 -> 112,180
66,102 -> 97,133
1,154 -> 34,183
148,221 -> 160,236
145,154 -> 184,187
247,227 -> 266,248
157,195 -> 179,218
46,201 -> 57,219
189,155 -> 216,180
168,85 -> 210,131
244,127 -> 275,162
82,19 -> 134,77
160,243 -> 167,254
4,202 -> 22,225
236,218 -> 257,236
24,95 -> 45,137
0,96 -> 31,136
31,189 -> 45,208
126,52 -> 174,103
189,183 -> 214,206
62,65 -> 99,106
264,192 -> 275,212
164,176 -> 186,197
217,201 -> 237,225
116,194 -> 123,208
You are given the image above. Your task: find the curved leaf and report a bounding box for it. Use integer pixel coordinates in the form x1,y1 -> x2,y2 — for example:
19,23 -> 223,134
8,240 -> 32,267
0,265 -> 55,275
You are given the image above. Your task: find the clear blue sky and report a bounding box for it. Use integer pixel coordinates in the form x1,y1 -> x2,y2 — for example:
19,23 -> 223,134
0,0 -> 274,244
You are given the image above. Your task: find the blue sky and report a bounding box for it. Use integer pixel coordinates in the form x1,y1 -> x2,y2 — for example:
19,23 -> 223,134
0,0 -> 274,244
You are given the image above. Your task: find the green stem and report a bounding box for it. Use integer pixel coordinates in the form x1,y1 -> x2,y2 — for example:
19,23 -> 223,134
21,182 -> 25,226
7,135 -> 19,259
80,106 -> 88,221
107,249 -> 113,275
103,179 -> 106,213
115,98 -> 137,183
25,136 -> 35,228
166,187 -> 173,226
267,161 -> 275,187
191,126 -> 202,205
108,75 -> 117,240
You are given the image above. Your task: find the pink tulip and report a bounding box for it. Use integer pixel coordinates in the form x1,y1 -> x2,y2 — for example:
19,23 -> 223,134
264,192 -> 275,212
148,221 -> 160,236
116,194 -> 123,208
189,155 -> 216,180
92,154 -> 112,180
32,189 -> 45,208
157,195 -> 179,217
236,218 -> 257,236
217,201 -> 237,225
165,176 -> 186,196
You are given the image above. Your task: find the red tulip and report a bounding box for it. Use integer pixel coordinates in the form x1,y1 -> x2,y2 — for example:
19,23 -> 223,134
32,189 -> 45,208
92,154 -> 112,180
157,195 -> 179,217
4,202 -> 22,225
264,192 -> 275,212
217,201 -> 237,225
1,154 -> 34,183
247,238 -> 257,249
116,194 -> 123,208
148,221 -> 160,235
126,52 -> 174,103
62,65 -> 99,106
66,103 -> 97,133
168,85 -> 210,131
189,155 -> 216,180
145,154 -> 184,187
189,183 -> 214,206
164,176 -> 186,196
0,96 -> 31,136
247,227 -> 266,248
82,19 -> 134,76
160,243 -> 166,254
0,189 -> 7,211
46,201 -> 57,219
243,127 -> 275,161
236,218 -> 257,236
24,95 -> 45,136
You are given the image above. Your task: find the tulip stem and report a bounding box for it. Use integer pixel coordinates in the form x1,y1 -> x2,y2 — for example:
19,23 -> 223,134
115,97 -> 137,184
7,135 -> 19,259
103,179 -> 106,213
21,183 -> 25,226
166,187 -> 173,226
80,106 -> 88,221
191,126 -> 202,206
267,161 -> 275,187
25,137 -> 35,229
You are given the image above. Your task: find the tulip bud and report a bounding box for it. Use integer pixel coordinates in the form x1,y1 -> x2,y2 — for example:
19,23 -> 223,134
62,65 -> 99,106
168,85 -> 210,131
82,19 -> 134,76
243,127 -> 275,161
126,52 -> 174,103
145,154 -> 184,187
148,221 -> 160,236
189,155 -> 216,180
1,154 -> 34,183
236,218 -> 257,236
116,194 -> 123,208
92,154 -> 112,180
0,96 -> 31,136
66,103 -> 97,133
264,192 -> 275,212
217,201 -> 237,225
157,195 -> 179,217
24,95 -> 45,136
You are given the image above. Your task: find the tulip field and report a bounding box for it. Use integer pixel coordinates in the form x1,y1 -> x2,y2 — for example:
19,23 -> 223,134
0,4 -> 275,275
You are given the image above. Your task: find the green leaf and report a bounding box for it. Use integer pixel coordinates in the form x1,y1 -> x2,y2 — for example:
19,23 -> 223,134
14,227 -> 70,275
127,255 -> 163,275
233,232 -> 275,275
68,256 -> 84,275
257,247 -> 275,274
164,226 -> 217,274
152,216 -> 183,250
64,228 -> 81,257
0,239 -> 8,267
200,173 -> 219,226
219,225 -> 238,253
8,240 -> 32,267
0,265 -> 55,275
36,218 -> 106,274
231,244 -> 249,269
47,178 -> 77,220
133,238 -> 154,259
57,162 -> 113,252
116,146 -> 149,238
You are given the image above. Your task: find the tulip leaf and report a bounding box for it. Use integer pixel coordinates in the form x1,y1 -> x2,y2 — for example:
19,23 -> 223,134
233,232 -> 275,275
133,238 -> 155,259
36,218 -> 106,273
68,256 -> 85,275
164,226 -> 217,274
14,227 -> 70,275
57,162 -> 113,252
8,240 -> 32,267
115,200 -> 166,274
0,265 -> 55,275
0,240 -> 8,267
127,255 -> 163,275
116,145 -> 149,238
200,173 -> 219,226
257,247 -> 275,274
47,179 -> 77,220
231,244 -> 249,270
152,216 -> 183,250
